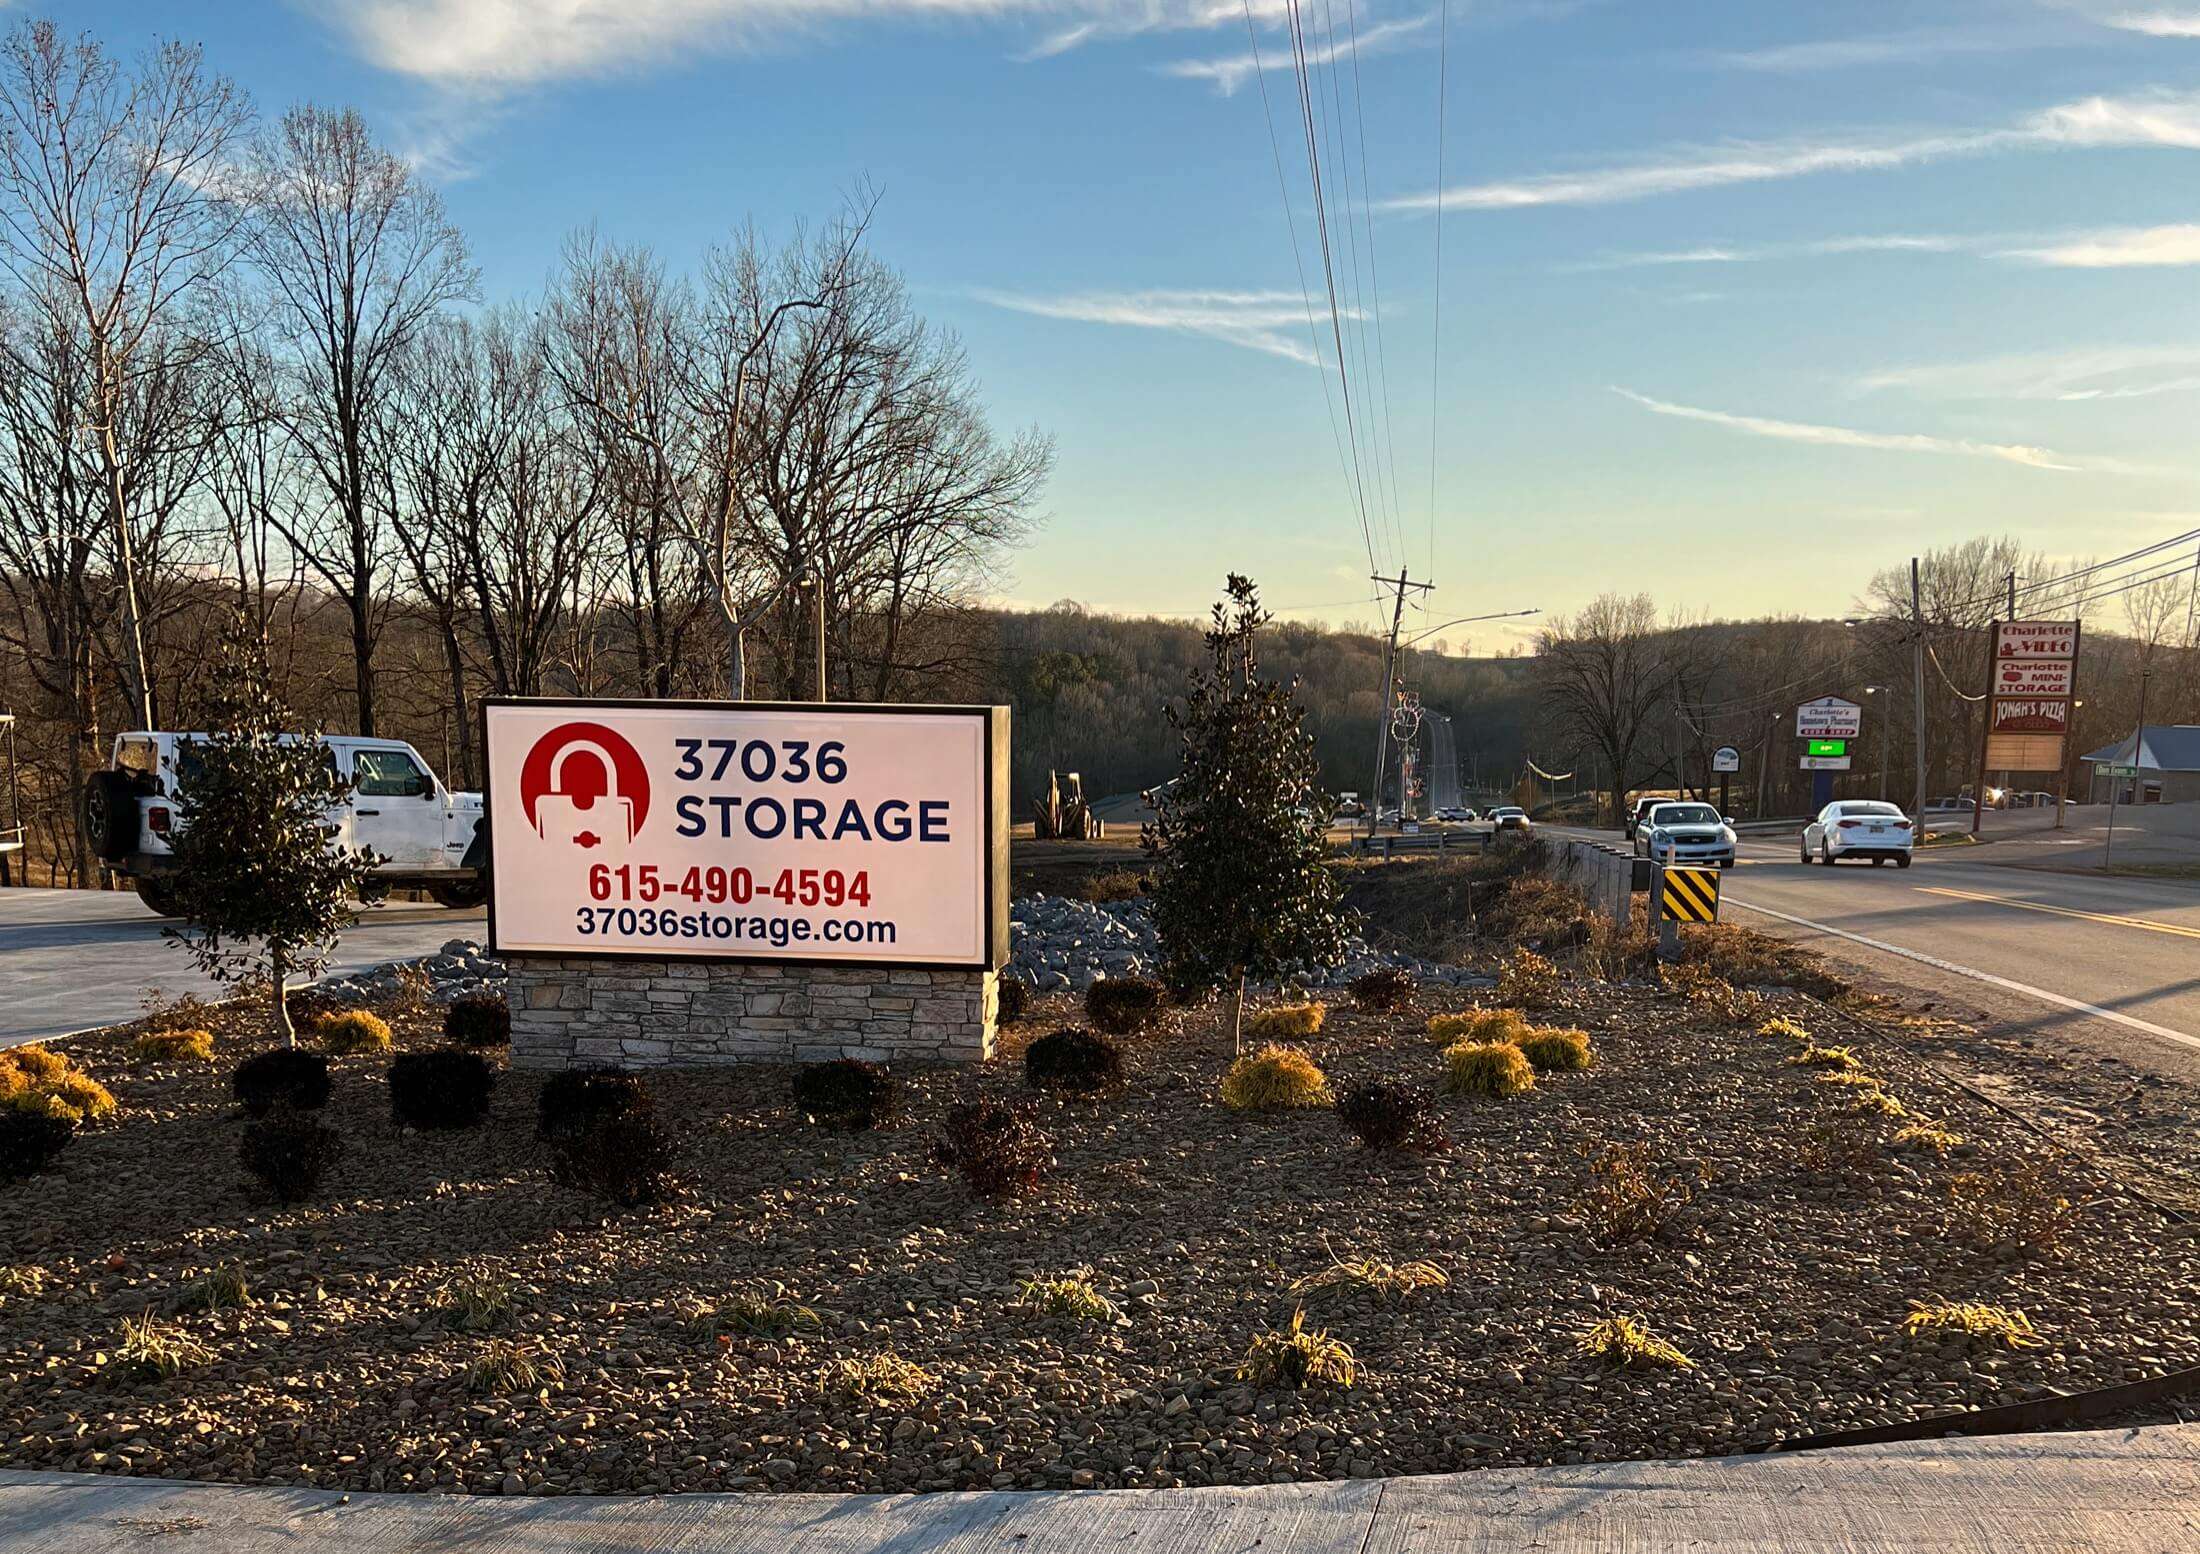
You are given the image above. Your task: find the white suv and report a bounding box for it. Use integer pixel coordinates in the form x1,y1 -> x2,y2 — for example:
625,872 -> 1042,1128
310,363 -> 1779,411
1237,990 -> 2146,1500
85,732 -> 488,916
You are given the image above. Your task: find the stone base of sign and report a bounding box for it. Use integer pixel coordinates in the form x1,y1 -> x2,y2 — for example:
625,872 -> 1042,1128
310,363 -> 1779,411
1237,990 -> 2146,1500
507,957 -> 997,1069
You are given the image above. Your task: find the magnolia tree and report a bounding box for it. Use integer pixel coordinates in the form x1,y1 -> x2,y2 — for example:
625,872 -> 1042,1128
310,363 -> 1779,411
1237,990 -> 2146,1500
1146,575 -> 1350,1053
166,623 -> 378,1045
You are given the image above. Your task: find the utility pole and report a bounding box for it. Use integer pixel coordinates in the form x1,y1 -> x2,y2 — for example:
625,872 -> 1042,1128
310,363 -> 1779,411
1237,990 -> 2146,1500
1368,568 -> 1434,834
809,569 -> 827,703
1910,557 -> 1928,829
2103,668 -> 2152,870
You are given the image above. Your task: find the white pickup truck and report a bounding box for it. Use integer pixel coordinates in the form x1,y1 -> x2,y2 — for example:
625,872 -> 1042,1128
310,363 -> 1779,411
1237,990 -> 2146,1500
83,731 -> 489,916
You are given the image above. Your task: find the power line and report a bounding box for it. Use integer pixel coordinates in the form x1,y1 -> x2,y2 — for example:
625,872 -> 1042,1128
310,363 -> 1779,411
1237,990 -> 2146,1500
1239,0 -> 1375,574
1337,0 -> 1409,566
1426,0 -> 1451,578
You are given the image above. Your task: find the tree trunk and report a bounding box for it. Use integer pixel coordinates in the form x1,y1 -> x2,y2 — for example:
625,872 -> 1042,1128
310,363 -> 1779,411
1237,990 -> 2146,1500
351,592 -> 377,737
440,623 -> 474,787
271,944 -> 294,1048
1228,973 -> 1246,1057
96,360 -> 155,731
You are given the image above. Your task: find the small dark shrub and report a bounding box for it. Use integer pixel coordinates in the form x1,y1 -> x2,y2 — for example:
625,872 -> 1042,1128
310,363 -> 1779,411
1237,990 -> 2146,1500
1334,1082 -> 1450,1155
443,994 -> 511,1048
239,1112 -> 342,1203
933,1099 -> 1052,1198
996,975 -> 1031,1027
231,1050 -> 331,1118
1349,966 -> 1416,1013
0,1105 -> 76,1181
1024,1027 -> 1125,1094
1085,975 -> 1163,1035
548,1111 -> 682,1207
792,1059 -> 900,1129
537,1065 -> 651,1142
389,1050 -> 496,1130
1578,1140 -> 1706,1245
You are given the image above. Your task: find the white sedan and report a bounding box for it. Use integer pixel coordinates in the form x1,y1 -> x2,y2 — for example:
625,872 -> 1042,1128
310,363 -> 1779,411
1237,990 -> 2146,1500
1634,801 -> 1737,868
1801,801 -> 1914,867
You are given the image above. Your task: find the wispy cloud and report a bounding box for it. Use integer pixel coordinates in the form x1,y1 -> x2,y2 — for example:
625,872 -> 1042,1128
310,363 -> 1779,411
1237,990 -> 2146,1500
1856,345 -> 2200,404
2002,222 -> 2200,266
309,0 -> 1285,89
969,286 -> 1349,364
1570,233 -> 1973,270
1579,222 -> 2200,272
2097,8 -> 2200,37
1161,11 -> 1432,96
1612,388 -> 2095,472
1386,88 -> 2200,212
1706,26 -> 2067,73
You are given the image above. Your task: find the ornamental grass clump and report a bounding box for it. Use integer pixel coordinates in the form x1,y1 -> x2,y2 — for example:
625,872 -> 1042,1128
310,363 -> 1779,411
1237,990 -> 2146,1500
823,1352 -> 935,1406
1333,1081 -> 1450,1155
933,1099 -> 1053,1197
1496,947 -> 1561,1009
1219,1045 -> 1332,1111
687,1281 -> 823,1340
1439,1040 -> 1535,1098
1578,1315 -> 1694,1371
1893,1120 -> 1964,1154
1236,1308 -> 1356,1389
1244,1002 -> 1326,1042
1578,1139 -> 1701,1246
106,1311 -> 216,1385
1789,1043 -> 1863,1071
0,1046 -> 116,1123
1084,975 -> 1164,1036
430,1272 -> 513,1331
1018,1271 -> 1123,1324
1757,1016 -> 1811,1043
0,1266 -> 48,1301
1349,966 -> 1415,1013
1947,1161 -> 2081,1257
1289,1247 -> 1447,1304
132,1027 -> 215,1064
169,1264 -> 251,1314
792,1059 -> 900,1129
317,1009 -> 392,1055
1516,1026 -> 1593,1073
1023,1028 -> 1126,1095
1903,1300 -> 2045,1349
1427,1007 -> 1528,1047
467,1339 -> 562,1394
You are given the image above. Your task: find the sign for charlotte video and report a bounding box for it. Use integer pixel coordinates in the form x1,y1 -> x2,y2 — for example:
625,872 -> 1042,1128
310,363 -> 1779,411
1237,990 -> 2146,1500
483,701 -> 996,966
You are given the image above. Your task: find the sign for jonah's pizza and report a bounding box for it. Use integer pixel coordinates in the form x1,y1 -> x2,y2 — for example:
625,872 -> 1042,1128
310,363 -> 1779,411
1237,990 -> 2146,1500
482,700 -> 1009,969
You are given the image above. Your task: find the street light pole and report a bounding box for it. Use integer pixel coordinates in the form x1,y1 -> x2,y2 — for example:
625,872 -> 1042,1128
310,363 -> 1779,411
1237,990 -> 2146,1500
1910,558 -> 1928,827
2103,669 -> 2152,870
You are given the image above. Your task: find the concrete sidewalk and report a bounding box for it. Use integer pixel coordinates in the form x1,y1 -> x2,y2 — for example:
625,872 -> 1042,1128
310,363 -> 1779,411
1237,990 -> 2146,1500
5,1425 -> 2197,1553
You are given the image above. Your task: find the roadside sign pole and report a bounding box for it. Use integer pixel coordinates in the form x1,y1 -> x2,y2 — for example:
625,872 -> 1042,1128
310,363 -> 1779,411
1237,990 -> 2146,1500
1970,620 -> 1995,839
1911,558 -> 1928,833
2053,620 -> 2083,832
2104,668 -> 2152,871
1649,863 -> 1677,962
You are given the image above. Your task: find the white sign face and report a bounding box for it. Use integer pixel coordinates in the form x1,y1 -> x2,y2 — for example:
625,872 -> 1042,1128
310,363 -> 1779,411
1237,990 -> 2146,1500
1995,620 -> 2077,660
1796,696 -> 1862,738
1993,658 -> 2072,696
1799,755 -> 1853,771
1711,746 -> 1741,774
484,701 -> 1001,966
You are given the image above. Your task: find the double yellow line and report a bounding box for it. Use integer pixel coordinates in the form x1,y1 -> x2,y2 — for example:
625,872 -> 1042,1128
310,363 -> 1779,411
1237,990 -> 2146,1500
1916,886 -> 2200,942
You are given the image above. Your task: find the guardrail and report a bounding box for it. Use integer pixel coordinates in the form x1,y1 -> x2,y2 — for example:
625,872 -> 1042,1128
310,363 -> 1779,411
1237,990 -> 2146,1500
1349,829 -> 1486,860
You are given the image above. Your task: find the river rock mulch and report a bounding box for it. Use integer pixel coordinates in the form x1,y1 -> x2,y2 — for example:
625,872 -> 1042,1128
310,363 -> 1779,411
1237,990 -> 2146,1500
4,973 -> 2198,1499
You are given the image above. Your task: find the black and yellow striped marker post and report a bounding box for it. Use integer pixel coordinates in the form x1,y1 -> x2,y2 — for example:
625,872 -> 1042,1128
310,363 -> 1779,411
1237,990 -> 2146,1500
1660,865 -> 1721,924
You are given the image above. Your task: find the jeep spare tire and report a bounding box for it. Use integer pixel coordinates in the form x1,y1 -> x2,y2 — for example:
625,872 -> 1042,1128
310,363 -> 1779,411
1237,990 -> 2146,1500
83,771 -> 140,862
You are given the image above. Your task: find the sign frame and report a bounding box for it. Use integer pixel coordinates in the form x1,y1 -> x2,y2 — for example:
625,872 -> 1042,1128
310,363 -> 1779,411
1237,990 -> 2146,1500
1711,746 -> 1741,774
1799,755 -> 1853,771
479,697 -> 1011,973
1796,696 -> 1862,739
1805,738 -> 1848,758
1659,864 -> 1721,923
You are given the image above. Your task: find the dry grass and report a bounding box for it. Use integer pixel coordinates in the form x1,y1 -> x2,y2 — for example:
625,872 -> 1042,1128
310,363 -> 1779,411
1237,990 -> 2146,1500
1497,947 -> 1562,1009
132,1028 -> 215,1064
1797,1113 -> 1883,1175
1660,961 -> 1761,1026
1017,1272 -> 1123,1324
0,1046 -> 117,1123
687,1281 -> 825,1339
822,1353 -> 936,1405
1756,1016 -> 1811,1043
1426,1007 -> 1528,1047
1947,1162 -> 2082,1257
1578,1315 -> 1694,1371
317,1010 -> 393,1055
1244,1003 -> 1327,1042
1220,1045 -> 1332,1111
1892,1120 -> 1963,1154
1788,1044 -> 1863,1071
1678,924 -> 1850,998
1578,1140 -> 1701,1245
1903,1300 -> 2046,1349
466,1340 -> 561,1394
0,1265 -> 48,1301
106,1311 -> 216,1383
1288,1247 -> 1448,1305
1236,1308 -> 1357,1389
1439,1040 -> 1536,1098
1516,1026 -> 1594,1073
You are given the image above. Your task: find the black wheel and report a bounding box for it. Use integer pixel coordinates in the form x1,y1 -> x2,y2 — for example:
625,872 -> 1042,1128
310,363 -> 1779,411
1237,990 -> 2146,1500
1871,856 -> 1885,867
1820,839 -> 1835,866
1896,854 -> 1912,869
133,877 -> 183,917
1799,839 -> 1812,864
82,771 -> 140,862
428,876 -> 490,910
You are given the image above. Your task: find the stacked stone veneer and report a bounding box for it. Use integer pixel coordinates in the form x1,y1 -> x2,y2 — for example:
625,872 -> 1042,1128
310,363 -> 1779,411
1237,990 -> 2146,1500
508,956 -> 997,1069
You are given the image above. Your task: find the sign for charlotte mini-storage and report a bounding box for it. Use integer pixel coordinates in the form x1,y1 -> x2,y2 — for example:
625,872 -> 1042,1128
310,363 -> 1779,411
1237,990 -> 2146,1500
482,700 -> 1007,967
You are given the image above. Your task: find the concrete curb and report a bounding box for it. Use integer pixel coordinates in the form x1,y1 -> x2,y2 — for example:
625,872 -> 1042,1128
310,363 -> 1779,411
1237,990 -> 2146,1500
5,1424 -> 2199,1553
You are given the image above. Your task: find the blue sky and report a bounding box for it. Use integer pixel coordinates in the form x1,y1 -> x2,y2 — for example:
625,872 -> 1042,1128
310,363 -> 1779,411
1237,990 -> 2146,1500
72,0 -> 2200,649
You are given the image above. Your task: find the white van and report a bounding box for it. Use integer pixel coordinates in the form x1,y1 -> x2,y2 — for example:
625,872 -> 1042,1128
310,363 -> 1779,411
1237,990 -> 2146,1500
85,732 -> 488,916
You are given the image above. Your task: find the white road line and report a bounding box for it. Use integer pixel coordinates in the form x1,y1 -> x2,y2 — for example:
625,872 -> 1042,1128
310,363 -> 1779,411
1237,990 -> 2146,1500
1723,895 -> 2200,1054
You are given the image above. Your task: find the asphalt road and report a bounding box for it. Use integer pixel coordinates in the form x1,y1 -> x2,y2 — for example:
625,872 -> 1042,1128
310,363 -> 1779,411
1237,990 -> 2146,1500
1554,823 -> 2200,1078
0,888 -> 486,1047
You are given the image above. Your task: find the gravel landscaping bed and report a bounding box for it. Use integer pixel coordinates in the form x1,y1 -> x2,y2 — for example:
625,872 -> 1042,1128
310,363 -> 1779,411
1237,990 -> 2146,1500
3,969 -> 2198,1499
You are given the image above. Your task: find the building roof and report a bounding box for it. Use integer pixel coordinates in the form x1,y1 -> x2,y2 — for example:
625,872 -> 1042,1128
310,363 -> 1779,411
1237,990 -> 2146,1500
2081,725 -> 2200,772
